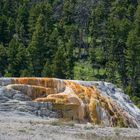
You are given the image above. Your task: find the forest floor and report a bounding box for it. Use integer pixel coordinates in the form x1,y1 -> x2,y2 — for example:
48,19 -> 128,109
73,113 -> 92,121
0,112 -> 140,140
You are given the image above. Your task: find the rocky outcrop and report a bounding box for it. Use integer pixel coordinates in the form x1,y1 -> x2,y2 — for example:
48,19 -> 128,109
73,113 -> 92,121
0,86 -> 61,118
0,78 -> 140,128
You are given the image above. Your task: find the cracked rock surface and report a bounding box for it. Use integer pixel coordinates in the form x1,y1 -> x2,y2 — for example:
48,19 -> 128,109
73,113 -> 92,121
0,87 -> 61,118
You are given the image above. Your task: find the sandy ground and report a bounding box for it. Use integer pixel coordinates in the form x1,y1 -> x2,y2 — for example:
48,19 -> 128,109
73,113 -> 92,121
0,112 -> 140,140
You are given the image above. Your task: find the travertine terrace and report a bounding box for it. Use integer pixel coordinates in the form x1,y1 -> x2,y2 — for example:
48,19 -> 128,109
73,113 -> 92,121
0,77 -> 140,128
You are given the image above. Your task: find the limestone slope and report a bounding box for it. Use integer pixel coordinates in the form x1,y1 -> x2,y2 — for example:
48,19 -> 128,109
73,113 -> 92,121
0,78 -> 140,128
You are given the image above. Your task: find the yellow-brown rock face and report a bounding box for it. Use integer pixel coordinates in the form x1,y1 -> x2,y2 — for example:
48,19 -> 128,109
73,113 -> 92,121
1,78 -> 139,127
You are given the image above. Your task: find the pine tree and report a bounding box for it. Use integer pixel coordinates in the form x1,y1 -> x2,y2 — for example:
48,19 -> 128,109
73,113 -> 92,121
42,61 -> 53,77
0,44 -> 7,76
126,3 -> 140,97
52,39 -> 67,79
41,28 -> 59,77
28,14 -> 48,76
63,0 -> 76,25
65,39 -> 75,79
105,0 -> 135,86
89,0 -> 111,80
0,16 -> 10,45
28,2 -> 53,40
0,0 -> 4,16
28,4 -> 42,39
7,35 -> 29,76
16,3 -> 29,46
3,0 -> 17,18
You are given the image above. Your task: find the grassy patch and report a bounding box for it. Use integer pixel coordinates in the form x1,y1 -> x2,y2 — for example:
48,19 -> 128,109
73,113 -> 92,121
49,119 -> 75,127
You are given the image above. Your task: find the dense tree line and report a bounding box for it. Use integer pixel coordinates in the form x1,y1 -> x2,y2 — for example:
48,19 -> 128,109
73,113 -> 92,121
0,0 -> 140,106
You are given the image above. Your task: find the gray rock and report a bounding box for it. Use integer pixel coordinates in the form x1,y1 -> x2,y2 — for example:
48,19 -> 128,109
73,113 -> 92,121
0,87 -> 17,99
0,78 -> 12,86
0,95 -> 9,103
13,93 -> 31,101
25,101 -> 60,118
0,85 -> 59,118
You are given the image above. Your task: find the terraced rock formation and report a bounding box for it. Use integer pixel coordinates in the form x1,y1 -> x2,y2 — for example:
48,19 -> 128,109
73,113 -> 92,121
0,78 -> 140,128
